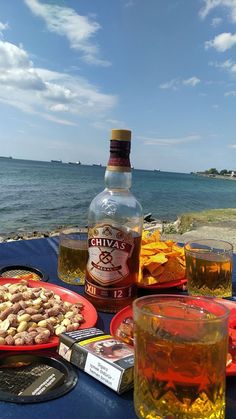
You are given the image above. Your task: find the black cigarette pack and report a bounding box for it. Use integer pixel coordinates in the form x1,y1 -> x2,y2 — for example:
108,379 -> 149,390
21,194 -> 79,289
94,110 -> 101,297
58,327 -> 134,394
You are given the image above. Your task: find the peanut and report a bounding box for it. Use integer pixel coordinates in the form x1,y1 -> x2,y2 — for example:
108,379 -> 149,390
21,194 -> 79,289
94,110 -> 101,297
55,325 -> 66,336
0,307 -> 14,321
34,333 -> 50,344
32,297 -> 42,306
25,307 -> 38,315
31,314 -> 45,322
0,319 -> 10,331
0,280 -> 84,346
64,311 -> 74,319
17,321 -> 28,333
14,337 -> 24,345
7,327 -> 16,336
5,335 -> 14,345
10,293 -> 23,303
37,320 -> 48,328
17,313 -> 31,322
66,323 -> 80,332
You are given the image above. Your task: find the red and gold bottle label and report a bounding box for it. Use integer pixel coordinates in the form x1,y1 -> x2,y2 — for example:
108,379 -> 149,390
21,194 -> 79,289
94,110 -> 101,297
107,139 -> 131,172
85,281 -> 136,299
87,225 -> 134,286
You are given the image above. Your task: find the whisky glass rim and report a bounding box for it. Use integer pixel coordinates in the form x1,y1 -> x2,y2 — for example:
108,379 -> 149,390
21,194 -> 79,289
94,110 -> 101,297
133,294 -> 230,323
184,238 -> 233,255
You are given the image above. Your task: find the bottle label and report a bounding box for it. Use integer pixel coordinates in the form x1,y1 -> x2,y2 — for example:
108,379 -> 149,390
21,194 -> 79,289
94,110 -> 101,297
107,140 -> 131,172
87,225 -> 134,286
85,281 -> 136,299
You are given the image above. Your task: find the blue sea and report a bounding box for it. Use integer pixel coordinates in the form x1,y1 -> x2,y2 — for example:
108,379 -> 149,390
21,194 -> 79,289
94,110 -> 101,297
1,158 -> 236,236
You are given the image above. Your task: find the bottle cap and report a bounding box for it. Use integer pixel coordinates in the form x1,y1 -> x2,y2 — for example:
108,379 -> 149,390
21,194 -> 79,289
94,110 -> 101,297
111,129 -> 131,141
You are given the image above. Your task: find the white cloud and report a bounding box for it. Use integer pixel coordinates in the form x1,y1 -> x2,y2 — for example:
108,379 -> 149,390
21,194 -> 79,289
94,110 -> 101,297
0,40 -> 31,69
225,90 -> 236,96
213,59 -> 236,73
138,134 -> 201,146
24,0 -> 110,66
159,78 -> 179,90
0,21 -> 9,36
160,77 -> 200,90
49,104 -> 69,112
211,17 -> 223,26
182,77 -> 201,86
229,144 -> 236,148
0,38 -> 117,125
205,32 -> 236,52
214,59 -> 234,69
200,1 -> 236,23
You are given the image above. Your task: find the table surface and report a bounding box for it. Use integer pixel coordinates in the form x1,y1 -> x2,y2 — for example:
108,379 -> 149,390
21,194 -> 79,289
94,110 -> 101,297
0,236 -> 235,419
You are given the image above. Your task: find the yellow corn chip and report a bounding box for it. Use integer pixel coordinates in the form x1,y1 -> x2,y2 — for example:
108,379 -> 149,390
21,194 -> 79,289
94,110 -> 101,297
138,229 -> 186,285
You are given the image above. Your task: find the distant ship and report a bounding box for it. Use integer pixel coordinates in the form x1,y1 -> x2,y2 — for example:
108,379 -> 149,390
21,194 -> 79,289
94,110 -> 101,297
0,156 -> 13,159
51,160 -> 62,163
68,161 -> 81,165
92,164 -> 102,167
154,169 -> 160,172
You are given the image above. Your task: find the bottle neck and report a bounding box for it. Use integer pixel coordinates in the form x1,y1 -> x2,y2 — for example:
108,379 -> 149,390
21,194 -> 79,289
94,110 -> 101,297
105,138 -> 132,189
105,169 -> 132,189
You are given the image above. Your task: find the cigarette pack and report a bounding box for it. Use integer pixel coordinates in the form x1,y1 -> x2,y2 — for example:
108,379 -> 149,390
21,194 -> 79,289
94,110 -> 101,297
57,327 -> 134,394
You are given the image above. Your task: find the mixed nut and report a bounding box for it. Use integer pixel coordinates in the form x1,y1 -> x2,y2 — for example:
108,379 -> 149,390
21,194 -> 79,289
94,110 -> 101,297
0,280 -> 84,346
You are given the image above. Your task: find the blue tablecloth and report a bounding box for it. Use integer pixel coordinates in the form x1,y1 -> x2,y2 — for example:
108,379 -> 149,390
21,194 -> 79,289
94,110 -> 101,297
0,237 -> 235,419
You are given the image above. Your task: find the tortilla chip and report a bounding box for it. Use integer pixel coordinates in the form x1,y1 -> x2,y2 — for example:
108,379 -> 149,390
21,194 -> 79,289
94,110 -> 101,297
138,229 -> 186,285
142,242 -> 169,251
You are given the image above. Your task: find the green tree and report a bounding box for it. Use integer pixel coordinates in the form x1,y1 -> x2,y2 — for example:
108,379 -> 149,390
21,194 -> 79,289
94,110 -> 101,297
219,169 -> 228,175
206,168 -> 219,175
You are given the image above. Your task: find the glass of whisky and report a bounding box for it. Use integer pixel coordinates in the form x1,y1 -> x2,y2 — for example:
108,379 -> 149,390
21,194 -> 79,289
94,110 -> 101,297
57,227 -> 88,285
133,294 -> 230,419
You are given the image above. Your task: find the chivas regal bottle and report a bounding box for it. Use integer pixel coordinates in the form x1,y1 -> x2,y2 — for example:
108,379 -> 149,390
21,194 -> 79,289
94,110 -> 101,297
85,129 -> 143,312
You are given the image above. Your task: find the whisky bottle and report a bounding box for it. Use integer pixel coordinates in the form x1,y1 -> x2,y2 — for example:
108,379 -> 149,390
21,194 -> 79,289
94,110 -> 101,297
85,129 -> 143,312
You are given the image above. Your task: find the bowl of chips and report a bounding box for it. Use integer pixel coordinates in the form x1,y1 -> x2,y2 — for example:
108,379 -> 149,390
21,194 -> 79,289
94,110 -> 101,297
138,229 -> 186,287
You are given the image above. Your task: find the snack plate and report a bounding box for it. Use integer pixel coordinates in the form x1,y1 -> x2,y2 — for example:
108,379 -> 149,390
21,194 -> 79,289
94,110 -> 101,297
137,278 -> 187,289
110,302 -> 236,377
0,278 -> 98,351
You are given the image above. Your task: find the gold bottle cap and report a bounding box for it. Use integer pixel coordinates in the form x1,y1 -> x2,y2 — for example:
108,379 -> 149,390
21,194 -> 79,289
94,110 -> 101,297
111,129 -> 131,141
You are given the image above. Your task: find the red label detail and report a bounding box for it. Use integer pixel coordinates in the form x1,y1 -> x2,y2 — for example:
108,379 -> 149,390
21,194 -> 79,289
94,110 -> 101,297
108,140 -> 131,168
89,238 -> 132,253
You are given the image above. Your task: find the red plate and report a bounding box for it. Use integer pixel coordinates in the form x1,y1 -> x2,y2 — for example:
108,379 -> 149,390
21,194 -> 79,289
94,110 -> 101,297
137,278 -> 187,289
110,305 -> 133,341
110,302 -> 236,377
215,299 -> 236,376
0,278 -> 98,351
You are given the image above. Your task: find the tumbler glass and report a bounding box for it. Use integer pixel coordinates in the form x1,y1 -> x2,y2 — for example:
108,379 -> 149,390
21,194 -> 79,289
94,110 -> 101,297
185,239 -> 233,297
57,228 -> 88,285
133,294 -> 230,419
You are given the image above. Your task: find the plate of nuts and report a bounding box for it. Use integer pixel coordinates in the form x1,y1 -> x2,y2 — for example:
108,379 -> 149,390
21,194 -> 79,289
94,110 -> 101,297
0,279 -> 98,350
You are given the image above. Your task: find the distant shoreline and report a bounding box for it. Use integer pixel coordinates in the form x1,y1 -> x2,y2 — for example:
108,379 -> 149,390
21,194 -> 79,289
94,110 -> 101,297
194,173 -> 236,181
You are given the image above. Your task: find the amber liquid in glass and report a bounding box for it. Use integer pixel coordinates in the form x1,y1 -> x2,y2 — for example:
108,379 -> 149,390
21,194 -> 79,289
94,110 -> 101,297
134,309 -> 227,419
58,241 -> 88,284
186,251 -> 232,297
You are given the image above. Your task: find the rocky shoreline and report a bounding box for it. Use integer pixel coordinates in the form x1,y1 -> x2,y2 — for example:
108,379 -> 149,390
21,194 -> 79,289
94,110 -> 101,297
0,227 -> 68,243
1,209 -> 236,249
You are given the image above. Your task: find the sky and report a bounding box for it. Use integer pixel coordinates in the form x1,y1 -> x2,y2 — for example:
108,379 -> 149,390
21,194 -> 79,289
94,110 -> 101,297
0,0 -> 236,173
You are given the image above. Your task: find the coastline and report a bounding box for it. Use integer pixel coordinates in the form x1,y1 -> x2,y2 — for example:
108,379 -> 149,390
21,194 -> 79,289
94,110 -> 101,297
194,173 -> 236,181
2,208 -> 236,248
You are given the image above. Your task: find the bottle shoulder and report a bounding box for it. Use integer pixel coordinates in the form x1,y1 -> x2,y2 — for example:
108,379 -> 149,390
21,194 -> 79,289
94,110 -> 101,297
88,188 -> 143,231
89,188 -> 142,211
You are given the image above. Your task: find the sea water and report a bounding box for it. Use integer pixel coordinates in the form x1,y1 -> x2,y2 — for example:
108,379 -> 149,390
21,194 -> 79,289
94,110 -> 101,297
1,158 -> 236,236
